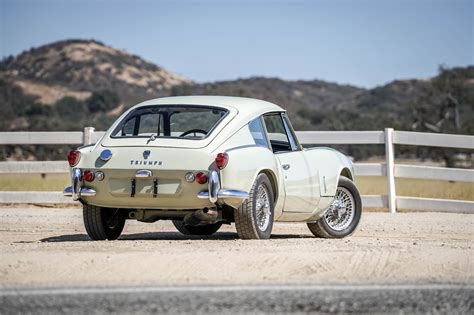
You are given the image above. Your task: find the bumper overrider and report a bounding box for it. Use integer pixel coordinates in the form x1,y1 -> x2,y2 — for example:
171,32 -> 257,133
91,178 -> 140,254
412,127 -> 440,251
197,170 -> 249,203
63,168 -> 96,201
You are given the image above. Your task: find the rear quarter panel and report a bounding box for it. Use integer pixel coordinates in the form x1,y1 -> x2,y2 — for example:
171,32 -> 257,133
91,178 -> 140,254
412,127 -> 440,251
219,145 -> 283,216
214,123 -> 283,214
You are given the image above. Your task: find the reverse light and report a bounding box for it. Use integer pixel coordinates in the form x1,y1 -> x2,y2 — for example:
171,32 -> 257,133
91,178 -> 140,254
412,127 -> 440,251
195,172 -> 208,184
83,170 -> 95,182
95,171 -> 105,181
185,172 -> 195,183
215,152 -> 229,170
67,150 -> 81,167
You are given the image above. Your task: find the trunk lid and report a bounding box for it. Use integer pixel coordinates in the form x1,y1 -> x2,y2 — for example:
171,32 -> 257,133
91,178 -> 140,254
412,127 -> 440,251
81,146 -> 215,209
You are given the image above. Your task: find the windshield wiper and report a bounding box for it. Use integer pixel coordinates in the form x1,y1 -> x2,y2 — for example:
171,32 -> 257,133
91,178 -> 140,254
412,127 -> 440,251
147,134 -> 157,144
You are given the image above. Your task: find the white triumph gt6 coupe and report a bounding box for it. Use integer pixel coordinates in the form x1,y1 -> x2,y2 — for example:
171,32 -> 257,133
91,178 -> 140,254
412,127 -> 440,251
64,96 -> 362,240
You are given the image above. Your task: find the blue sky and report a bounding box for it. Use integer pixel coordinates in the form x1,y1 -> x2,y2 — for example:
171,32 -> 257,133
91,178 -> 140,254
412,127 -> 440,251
1,0 -> 472,88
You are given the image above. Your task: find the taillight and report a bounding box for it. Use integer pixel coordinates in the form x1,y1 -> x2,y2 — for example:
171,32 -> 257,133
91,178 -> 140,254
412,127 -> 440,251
195,172 -> 208,184
67,150 -> 81,167
83,170 -> 95,182
215,153 -> 229,170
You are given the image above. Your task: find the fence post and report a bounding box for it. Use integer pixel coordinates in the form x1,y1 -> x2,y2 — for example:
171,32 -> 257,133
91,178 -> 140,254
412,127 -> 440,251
385,128 -> 396,213
83,127 -> 95,145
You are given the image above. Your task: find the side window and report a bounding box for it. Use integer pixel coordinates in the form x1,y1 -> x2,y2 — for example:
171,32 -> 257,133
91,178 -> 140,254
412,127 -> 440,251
248,117 -> 269,147
263,114 -> 292,153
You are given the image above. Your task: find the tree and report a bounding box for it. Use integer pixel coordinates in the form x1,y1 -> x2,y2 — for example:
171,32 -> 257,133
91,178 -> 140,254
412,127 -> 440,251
411,66 -> 474,167
86,90 -> 120,113
54,96 -> 84,117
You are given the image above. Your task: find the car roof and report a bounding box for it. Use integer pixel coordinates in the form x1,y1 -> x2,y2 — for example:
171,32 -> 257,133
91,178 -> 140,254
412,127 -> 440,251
105,96 -> 286,150
134,95 -> 285,115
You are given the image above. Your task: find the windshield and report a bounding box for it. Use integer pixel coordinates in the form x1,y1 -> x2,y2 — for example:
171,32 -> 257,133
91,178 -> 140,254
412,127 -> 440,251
111,105 -> 228,139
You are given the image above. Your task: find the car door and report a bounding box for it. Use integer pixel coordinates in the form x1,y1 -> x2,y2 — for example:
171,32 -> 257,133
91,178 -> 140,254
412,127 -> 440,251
263,113 -> 317,213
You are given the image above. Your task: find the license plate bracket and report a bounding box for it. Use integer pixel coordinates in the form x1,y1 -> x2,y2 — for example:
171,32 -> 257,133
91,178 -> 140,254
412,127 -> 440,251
153,178 -> 158,198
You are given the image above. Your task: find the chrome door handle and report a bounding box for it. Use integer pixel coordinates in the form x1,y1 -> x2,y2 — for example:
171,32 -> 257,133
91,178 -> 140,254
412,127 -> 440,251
282,164 -> 290,170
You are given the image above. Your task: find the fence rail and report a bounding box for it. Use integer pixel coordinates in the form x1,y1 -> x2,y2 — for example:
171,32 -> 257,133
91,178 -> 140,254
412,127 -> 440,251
1,128 -> 473,213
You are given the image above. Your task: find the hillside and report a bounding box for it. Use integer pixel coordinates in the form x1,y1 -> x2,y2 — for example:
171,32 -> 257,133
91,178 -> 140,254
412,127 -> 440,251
0,39 -> 189,104
0,39 -> 473,163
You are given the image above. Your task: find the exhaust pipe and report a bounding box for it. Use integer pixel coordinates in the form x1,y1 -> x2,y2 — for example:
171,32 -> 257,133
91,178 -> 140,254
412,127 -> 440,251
184,208 -> 219,226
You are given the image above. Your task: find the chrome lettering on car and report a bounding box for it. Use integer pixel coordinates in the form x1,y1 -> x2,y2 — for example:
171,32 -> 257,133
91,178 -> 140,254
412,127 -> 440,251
130,160 -> 162,166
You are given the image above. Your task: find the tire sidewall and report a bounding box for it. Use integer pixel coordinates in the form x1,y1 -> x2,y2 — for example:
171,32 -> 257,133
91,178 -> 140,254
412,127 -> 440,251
320,177 -> 362,238
251,174 -> 274,239
83,205 -> 126,240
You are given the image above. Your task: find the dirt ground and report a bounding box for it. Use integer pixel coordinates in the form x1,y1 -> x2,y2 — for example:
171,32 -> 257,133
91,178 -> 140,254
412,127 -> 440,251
0,206 -> 472,288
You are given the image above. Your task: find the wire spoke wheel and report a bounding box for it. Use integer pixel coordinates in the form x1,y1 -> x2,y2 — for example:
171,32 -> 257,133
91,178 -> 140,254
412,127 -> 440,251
324,187 -> 355,231
234,173 -> 274,240
307,176 -> 361,239
255,184 -> 271,232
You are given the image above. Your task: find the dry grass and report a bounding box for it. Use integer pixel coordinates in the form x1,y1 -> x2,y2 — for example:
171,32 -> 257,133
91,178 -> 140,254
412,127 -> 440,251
0,174 -> 69,191
357,176 -> 473,201
0,174 -> 472,201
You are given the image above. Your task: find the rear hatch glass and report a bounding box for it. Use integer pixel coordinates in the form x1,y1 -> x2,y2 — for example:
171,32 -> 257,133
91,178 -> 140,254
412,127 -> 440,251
101,105 -> 236,148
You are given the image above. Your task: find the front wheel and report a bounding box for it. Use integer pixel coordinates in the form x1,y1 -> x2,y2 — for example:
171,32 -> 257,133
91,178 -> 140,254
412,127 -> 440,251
234,173 -> 274,240
307,176 -> 362,238
83,205 -> 126,240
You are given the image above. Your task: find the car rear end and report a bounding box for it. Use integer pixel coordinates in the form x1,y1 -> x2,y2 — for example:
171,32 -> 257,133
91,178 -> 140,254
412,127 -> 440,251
63,101 -> 246,212
65,145 -> 220,209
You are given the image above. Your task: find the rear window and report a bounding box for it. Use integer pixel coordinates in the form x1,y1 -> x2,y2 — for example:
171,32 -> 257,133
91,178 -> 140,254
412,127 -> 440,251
111,105 -> 228,139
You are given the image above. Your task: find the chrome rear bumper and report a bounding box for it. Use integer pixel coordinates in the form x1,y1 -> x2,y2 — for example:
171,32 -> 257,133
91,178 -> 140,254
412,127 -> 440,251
197,170 -> 249,203
63,168 -> 96,200
63,186 -> 96,198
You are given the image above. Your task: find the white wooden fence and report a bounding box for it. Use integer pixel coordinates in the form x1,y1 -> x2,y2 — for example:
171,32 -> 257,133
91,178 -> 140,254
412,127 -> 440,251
0,127 -> 473,213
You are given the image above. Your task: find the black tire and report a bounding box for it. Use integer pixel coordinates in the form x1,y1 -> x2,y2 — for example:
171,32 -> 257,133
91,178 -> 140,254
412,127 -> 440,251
234,173 -> 274,240
307,176 -> 362,238
172,220 -> 222,236
83,204 -> 126,240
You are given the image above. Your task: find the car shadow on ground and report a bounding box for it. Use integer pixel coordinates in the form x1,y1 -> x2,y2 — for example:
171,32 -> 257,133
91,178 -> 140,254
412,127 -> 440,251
38,232 -> 313,242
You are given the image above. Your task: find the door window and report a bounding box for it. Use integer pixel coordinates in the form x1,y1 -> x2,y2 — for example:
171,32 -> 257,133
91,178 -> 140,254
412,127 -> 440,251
282,114 -> 300,151
263,114 -> 292,153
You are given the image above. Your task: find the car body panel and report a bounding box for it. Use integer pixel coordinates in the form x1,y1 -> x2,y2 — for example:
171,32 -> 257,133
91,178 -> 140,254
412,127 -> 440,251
219,145 -> 283,215
275,151 -> 317,213
64,96 -> 357,223
303,147 -> 355,197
